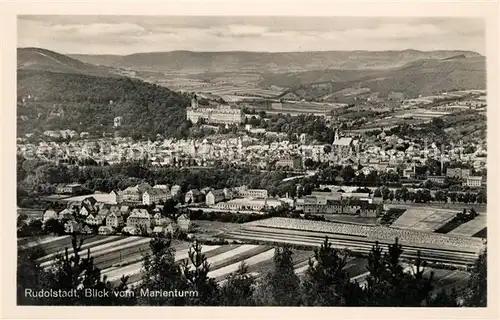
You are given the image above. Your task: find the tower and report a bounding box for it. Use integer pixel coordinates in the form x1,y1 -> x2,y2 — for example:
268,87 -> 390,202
334,128 -> 340,142
424,138 -> 428,162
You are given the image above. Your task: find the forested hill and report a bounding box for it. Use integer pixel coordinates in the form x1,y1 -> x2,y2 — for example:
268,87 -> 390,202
17,70 -> 192,139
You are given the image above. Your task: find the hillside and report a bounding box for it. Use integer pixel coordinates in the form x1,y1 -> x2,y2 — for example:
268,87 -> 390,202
18,47 -> 119,78
289,56 -> 486,100
17,70 -> 191,139
70,50 -> 482,74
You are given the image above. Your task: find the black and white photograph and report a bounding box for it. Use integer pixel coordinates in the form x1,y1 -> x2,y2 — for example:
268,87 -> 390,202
10,8 -> 492,311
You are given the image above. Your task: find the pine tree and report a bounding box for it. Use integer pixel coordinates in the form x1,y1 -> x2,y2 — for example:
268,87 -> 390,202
301,237 -> 364,306
181,240 -> 220,305
464,247 -> 487,307
255,246 -> 301,306
220,262 -> 256,306
138,235 -> 186,305
363,239 -> 434,306
40,233 -> 136,305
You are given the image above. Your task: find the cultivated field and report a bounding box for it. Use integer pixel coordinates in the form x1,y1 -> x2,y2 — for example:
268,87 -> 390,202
20,235 -> 470,292
391,208 -> 456,232
224,217 -> 484,266
448,215 -> 487,237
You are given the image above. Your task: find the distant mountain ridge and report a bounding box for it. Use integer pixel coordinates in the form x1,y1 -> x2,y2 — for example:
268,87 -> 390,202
69,49 -> 483,73
17,47 -> 119,78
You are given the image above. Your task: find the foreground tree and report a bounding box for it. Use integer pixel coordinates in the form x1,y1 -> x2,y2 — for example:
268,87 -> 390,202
363,239 -> 434,306
254,246 -> 301,306
138,236 -> 186,305
463,247 -> 487,307
220,262 -> 256,306
181,241 -> 221,305
301,237 -> 364,306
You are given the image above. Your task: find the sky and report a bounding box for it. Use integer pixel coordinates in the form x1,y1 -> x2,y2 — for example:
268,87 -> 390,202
17,16 -> 486,55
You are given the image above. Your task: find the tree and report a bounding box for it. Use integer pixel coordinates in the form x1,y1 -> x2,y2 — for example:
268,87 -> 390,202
44,219 -> 65,235
181,241 -> 220,305
301,237 -> 364,306
463,247 -> 487,307
363,239 -> 434,306
255,246 -> 301,306
20,233 -> 135,305
220,262 -> 256,306
138,236 -> 186,305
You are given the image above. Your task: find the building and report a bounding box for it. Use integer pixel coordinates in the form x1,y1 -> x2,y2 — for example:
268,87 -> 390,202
85,213 -> 102,226
57,208 -> 74,220
446,168 -> 472,180
215,198 -> 282,212
177,214 -> 192,232
170,185 -> 182,198
332,130 -> 353,157
64,220 -> 82,234
43,209 -> 58,223
295,196 -> 380,216
275,155 -> 302,170
121,184 -> 151,202
109,190 -> 123,204
106,211 -> 124,228
206,189 -> 226,206
187,98 -> 244,125
55,183 -> 83,195
98,226 -> 115,235
143,188 -> 171,205
427,176 -> 446,185
185,189 -> 203,204
233,185 -> 268,199
465,176 -> 483,188
126,209 -> 152,228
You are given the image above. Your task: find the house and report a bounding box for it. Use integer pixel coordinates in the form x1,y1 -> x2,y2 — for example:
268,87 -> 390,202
275,155 -> 302,170
233,185 -> 268,199
143,188 -> 171,205
446,168 -> 472,180
184,189 -> 202,204
120,205 -> 131,216
81,196 -> 98,212
106,211 -> 124,228
64,220 -> 82,234
55,183 -> 83,195
85,213 -> 101,226
152,226 -> 169,236
79,206 -> 91,217
427,176 -> 446,185
82,225 -> 94,234
122,226 -> 139,235
121,183 -> 151,202
43,209 -> 58,223
359,203 -> 380,218
177,214 -> 192,232
109,190 -> 123,204
465,176 -> 483,188
126,209 -> 152,228
206,189 -> 225,206
57,208 -> 74,220
98,226 -> 115,235
170,185 -> 182,198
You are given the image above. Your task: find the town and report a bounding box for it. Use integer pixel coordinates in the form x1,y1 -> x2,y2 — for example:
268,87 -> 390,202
15,15 -> 488,308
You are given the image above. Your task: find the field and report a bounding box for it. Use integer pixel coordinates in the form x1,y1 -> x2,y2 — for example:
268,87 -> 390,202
391,208 -> 457,232
19,234 -> 470,293
224,217 -> 484,267
448,215 -> 487,237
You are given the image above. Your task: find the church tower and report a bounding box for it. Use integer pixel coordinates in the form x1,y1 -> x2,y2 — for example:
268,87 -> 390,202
334,128 -> 340,142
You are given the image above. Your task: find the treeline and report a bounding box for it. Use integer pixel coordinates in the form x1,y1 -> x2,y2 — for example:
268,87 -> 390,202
17,70 -> 192,139
18,234 -> 487,306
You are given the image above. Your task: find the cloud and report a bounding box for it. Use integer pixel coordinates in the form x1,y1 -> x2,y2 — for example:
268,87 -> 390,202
17,16 -> 485,55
